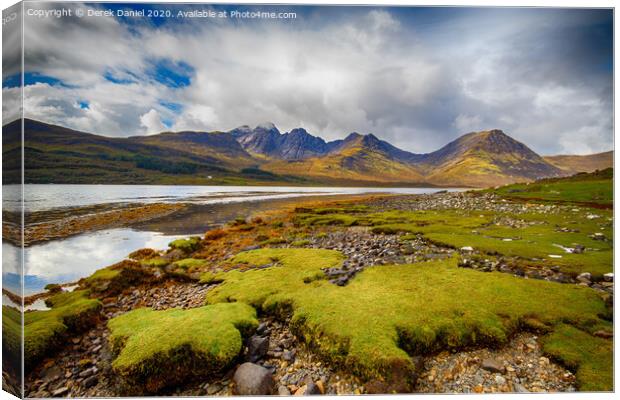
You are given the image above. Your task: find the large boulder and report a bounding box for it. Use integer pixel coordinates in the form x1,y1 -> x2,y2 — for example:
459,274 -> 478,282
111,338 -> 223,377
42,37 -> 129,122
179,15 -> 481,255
233,362 -> 274,395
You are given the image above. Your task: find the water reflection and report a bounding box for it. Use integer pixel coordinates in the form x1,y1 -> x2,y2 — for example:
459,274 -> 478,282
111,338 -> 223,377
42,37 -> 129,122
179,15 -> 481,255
11,229 -> 185,295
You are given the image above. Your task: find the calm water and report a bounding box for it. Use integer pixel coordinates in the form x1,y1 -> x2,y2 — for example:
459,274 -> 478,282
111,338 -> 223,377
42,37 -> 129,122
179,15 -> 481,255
4,184 -> 451,212
3,185 -> 457,296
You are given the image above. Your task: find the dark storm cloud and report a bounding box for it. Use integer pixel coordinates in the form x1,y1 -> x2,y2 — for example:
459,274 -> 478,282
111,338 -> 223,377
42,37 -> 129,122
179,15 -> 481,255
8,3 -> 613,154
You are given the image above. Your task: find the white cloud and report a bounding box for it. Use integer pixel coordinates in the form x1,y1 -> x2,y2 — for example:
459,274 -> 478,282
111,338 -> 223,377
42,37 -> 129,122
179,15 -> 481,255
454,114 -> 483,133
140,109 -> 166,134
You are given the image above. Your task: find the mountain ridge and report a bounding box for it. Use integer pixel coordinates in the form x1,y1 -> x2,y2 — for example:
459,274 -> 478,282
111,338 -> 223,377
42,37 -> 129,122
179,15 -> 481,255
2,118 -> 613,187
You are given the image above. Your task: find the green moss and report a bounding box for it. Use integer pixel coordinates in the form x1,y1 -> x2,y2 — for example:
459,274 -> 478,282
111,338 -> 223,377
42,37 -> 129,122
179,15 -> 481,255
173,258 -> 208,270
206,248 -> 610,390
295,213 -> 360,227
140,257 -> 169,268
169,236 -> 201,252
85,267 -> 121,283
260,237 -> 288,246
83,260 -> 152,295
542,324 -> 612,391
107,302 -> 257,392
23,290 -> 101,370
291,239 -> 311,247
44,283 -> 62,292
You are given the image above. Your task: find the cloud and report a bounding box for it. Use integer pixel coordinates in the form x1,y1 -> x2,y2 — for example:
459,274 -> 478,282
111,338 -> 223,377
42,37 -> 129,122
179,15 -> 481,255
140,108 -> 166,134
8,4 -> 613,155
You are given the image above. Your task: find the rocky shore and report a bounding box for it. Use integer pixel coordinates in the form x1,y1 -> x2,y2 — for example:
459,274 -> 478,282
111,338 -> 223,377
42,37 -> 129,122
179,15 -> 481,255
3,203 -> 185,246
12,189 -> 614,397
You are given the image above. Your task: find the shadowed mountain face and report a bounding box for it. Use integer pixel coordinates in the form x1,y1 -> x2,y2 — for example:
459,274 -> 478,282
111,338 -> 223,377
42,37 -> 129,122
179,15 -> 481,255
3,119 -> 612,187
233,123 -> 331,160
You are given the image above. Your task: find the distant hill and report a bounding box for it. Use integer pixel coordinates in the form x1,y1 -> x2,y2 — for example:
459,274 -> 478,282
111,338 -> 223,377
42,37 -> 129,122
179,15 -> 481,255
2,119 -> 611,187
544,151 -> 613,175
1,119 -> 306,185
417,129 -> 564,187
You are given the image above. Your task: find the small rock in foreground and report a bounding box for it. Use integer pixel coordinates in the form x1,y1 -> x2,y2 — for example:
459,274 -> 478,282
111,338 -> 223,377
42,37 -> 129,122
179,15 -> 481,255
233,362 -> 274,395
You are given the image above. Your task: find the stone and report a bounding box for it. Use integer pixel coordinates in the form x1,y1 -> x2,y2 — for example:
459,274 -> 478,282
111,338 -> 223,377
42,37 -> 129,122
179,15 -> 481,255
603,273 -> 614,282
481,358 -> 505,374
316,380 -> 325,394
41,366 -> 62,381
248,335 -> 269,362
572,244 -> 585,254
495,375 -> 506,385
256,322 -> 269,335
461,246 -> 474,252
513,383 -> 529,393
278,385 -> 291,396
282,350 -> 295,362
233,363 -> 274,395
593,330 -> 613,339
51,387 -> 69,397
576,272 -> 591,284
82,376 -> 98,388
207,383 -> 223,395
305,382 -> 321,395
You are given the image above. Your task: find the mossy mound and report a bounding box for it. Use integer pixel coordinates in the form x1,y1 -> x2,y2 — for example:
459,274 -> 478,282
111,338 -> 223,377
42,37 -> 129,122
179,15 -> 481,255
169,236 -> 201,253
83,259 -> 153,296
205,248 -> 611,391
20,290 -> 101,370
542,324 -> 613,391
107,302 -> 258,393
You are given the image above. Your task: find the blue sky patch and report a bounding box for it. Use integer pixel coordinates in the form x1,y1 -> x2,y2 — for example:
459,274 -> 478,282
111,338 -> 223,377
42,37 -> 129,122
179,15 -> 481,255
147,59 -> 194,89
103,69 -> 138,85
159,101 -> 184,114
78,101 -> 90,110
3,72 -> 72,88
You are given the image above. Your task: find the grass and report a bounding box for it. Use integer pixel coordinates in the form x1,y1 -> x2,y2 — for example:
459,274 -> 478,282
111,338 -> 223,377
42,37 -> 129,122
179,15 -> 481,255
107,302 -> 258,392
204,248 -> 611,391
2,306 -> 22,368
296,205 -> 612,277
22,290 -> 101,370
490,169 -> 613,206
542,324 -> 613,391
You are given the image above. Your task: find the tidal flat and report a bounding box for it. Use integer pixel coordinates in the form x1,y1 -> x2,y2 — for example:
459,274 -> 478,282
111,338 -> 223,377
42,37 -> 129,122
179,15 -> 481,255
3,172 -> 614,396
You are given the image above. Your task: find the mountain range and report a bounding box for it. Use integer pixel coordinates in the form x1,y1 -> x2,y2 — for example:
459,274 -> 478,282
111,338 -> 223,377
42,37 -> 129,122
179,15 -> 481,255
2,119 -> 613,187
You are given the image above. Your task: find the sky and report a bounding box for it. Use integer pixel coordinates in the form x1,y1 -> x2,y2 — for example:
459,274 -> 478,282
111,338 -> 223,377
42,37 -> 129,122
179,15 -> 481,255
2,2 -> 613,155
